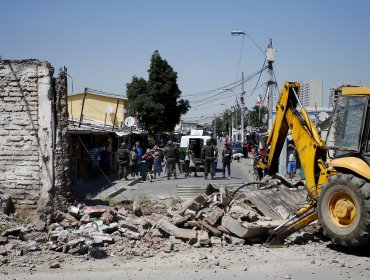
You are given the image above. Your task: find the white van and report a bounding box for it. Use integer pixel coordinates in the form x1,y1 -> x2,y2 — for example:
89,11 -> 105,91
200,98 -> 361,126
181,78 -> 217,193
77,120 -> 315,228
179,134 -> 211,169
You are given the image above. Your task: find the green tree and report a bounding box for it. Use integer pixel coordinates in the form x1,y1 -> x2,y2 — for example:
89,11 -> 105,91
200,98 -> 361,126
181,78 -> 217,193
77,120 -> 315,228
212,109 -> 232,136
126,50 -> 190,135
247,105 -> 268,127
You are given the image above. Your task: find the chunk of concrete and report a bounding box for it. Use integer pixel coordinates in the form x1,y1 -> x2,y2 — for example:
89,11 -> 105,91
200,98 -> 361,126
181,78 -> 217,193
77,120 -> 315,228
210,236 -> 222,246
229,235 -> 245,245
197,230 -> 210,246
221,216 -> 248,238
180,193 -> 209,214
228,205 -> 259,222
132,201 -> 143,217
205,205 -> 224,225
119,228 -> 141,240
219,186 -> 232,206
241,222 -> 269,238
156,219 -> 197,241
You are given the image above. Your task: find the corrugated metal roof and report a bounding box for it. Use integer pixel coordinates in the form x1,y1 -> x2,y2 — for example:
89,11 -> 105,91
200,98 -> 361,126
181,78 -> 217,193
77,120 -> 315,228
69,90 -> 128,101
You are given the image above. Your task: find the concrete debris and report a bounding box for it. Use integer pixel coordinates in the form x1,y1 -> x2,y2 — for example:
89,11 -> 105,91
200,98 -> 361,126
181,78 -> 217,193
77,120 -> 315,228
205,206 -> 224,226
132,201 -> 143,217
210,236 -> 222,246
0,182 -> 309,262
221,216 -> 249,238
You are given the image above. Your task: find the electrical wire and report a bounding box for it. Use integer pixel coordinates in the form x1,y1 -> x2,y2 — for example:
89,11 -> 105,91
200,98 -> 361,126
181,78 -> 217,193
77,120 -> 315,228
247,57 -> 267,98
235,34 -> 246,81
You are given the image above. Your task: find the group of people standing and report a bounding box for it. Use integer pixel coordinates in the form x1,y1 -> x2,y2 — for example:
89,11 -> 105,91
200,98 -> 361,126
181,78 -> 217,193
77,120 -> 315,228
117,141 -> 165,181
201,139 -> 233,179
117,139 -> 235,182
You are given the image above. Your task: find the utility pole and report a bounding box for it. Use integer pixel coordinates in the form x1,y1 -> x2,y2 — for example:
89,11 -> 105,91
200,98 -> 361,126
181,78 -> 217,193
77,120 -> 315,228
231,106 -> 235,141
266,39 -> 276,130
240,72 -> 245,143
213,114 -> 217,139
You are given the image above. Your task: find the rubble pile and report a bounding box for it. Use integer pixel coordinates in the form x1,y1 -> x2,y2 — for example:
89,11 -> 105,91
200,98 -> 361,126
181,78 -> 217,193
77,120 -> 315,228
0,184 -> 284,263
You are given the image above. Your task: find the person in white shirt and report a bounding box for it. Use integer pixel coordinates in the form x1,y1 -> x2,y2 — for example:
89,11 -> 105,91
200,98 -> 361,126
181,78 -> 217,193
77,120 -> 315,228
287,144 -> 297,180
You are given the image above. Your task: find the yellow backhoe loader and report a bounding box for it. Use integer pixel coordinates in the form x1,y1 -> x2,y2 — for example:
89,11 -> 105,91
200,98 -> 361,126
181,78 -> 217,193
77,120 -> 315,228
263,81 -> 370,247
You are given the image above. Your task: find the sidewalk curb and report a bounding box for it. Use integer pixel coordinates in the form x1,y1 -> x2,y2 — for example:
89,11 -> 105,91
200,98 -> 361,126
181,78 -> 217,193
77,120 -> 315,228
95,177 -> 140,199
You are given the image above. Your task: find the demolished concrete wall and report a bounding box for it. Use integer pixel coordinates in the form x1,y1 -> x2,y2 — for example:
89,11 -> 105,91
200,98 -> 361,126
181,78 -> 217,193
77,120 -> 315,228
0,59 -> 71,217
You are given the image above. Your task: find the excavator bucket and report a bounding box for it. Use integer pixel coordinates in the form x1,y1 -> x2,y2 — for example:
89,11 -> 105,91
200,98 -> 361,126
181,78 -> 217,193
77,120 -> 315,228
264,233 -> 287,248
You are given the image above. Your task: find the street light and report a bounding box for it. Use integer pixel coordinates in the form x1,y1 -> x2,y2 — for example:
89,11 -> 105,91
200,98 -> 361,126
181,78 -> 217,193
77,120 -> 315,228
231,29 -> 266,57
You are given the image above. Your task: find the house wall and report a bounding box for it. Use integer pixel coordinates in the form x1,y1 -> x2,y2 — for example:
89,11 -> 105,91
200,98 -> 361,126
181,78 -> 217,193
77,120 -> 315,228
68,93 -> 128,128
0,60 -> 71,217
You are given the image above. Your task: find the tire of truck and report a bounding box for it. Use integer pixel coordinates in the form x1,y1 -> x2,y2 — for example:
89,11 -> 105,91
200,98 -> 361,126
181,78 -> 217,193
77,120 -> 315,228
317,173 -> 370,247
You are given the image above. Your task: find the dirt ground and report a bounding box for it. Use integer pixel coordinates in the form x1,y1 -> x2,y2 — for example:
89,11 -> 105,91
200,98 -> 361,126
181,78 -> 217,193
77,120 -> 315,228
1,229 -> 370,280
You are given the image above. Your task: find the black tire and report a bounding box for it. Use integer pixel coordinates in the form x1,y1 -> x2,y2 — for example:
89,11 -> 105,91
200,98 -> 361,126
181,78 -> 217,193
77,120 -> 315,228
317,173 -> 370,247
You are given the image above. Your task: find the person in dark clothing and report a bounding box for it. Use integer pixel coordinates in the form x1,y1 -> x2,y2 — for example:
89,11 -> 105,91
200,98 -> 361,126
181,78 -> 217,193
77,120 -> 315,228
117,143 -> 130,180
142,148 -> 154,182
153,146 -> 163,178
129,147 -> 138,178
201,139 -> 216,179
222,143 -> 233,178
135,141 -> 143,161
164,140 -> 177,180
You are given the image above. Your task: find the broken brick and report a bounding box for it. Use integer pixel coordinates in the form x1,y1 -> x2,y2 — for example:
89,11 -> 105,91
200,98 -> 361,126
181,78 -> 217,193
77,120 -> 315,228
210,236 -> 222,246
205,206 -> 224,225
119,220 -> 139,232
197,230 -> 210,246
180,194 -> 209,214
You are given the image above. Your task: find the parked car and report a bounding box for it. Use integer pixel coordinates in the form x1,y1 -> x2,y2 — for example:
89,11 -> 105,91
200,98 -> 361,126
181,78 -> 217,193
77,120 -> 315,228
229,142 -> 243,154
229,142 -> 244,160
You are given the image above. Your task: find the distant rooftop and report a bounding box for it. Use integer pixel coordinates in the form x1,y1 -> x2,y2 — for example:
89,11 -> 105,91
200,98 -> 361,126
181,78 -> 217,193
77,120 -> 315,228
69,87 -> 127,100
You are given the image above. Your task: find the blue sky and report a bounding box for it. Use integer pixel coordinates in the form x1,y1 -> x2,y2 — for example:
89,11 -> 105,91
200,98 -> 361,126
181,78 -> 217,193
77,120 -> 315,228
2,0 -> 370,122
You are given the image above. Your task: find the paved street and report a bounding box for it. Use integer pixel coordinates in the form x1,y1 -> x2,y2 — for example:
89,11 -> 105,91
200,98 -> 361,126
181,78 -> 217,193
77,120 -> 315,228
113,143 -> 255,203
73,142 -> 256,204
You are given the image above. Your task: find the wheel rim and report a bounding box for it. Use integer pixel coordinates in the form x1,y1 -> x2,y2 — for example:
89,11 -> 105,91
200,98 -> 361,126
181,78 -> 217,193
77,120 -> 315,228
328,191 -> 357,227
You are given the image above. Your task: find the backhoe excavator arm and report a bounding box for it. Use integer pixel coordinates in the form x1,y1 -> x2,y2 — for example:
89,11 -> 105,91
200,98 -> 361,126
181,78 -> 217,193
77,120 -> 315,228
264,82 -> 330,246
266,82 -> 327,198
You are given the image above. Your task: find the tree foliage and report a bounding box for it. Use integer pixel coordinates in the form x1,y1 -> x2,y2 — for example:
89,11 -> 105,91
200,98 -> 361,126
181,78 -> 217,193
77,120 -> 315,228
126,50 -> 190,135
247,105 -> 268,127
213,105 -> 268,135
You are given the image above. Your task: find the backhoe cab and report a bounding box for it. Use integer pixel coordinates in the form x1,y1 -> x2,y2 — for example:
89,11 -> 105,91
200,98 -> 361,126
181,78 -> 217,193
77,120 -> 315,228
264,82 -> 370,247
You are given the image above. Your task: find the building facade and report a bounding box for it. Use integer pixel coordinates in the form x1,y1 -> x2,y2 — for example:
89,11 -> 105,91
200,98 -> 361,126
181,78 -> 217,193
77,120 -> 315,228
329,83 -> 361,107
299,80 -> 323,107
68,89 -> 128,129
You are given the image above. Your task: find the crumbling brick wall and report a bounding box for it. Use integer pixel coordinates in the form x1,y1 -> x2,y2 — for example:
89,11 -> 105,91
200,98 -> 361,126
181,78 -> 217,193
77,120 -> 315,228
0,59 -> 71,218
52,68 -> 72,212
